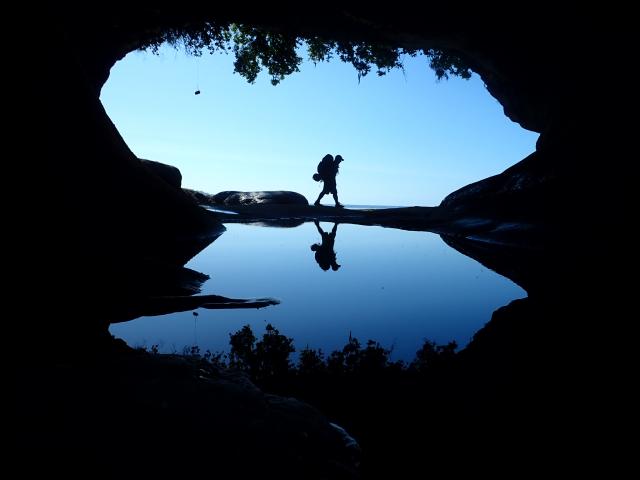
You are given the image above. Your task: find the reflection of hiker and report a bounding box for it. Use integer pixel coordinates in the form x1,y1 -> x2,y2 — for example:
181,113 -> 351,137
310,220 -> 341,271
313,154 -> 344,208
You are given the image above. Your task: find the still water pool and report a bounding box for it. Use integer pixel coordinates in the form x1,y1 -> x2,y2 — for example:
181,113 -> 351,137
110,222 -> 525,360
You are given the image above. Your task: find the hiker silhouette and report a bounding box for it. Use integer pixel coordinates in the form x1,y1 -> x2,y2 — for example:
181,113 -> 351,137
314,154 -> 344,207
310,220 -> 341,271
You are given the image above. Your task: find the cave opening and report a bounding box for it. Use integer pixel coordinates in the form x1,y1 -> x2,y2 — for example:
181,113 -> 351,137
98,43 -> 537,360
101,44 -> 538,207
22,5 -> 615,476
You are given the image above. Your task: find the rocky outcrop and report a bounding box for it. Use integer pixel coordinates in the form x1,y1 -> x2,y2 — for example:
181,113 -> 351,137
29,25 -> 226,349
141,159 -> 182,189
433,151 -> 554,249
440,151 -> 553,221
441,153 -> 549,209
220,190 -> 309,205
185,189 -> 309,206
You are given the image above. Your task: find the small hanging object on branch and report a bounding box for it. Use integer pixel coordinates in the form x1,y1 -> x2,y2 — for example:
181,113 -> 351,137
194,56 -> 201,95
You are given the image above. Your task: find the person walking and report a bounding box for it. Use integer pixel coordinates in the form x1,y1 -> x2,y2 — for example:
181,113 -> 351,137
314,154 -> 345,207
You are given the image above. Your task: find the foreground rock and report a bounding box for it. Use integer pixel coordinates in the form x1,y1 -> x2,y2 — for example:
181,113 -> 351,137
16,342 -> 359,479
185,189 -> 309,206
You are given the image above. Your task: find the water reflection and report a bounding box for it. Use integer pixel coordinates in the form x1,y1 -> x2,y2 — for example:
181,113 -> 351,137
311,221 -> 341,271
111,223 -> 525,360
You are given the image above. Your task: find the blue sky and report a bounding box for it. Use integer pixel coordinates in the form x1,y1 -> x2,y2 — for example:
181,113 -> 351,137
101,44 -> 538,206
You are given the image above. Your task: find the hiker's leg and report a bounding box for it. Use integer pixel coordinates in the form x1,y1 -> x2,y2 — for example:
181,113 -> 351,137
332,192 -> 343,207
314,192 -> 324,205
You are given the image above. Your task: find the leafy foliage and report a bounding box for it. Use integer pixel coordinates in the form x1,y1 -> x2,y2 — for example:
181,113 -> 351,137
424,49 -> 472,80
139,22 -> 472,84
230,25 -> 302,85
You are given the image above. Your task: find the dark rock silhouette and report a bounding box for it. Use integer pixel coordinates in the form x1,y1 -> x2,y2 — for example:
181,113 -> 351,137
439,151 -> 549,239
15,342 -> 359,479
31,28 -> 225,351
140,159 -> 183,189
221,190 -> 309,205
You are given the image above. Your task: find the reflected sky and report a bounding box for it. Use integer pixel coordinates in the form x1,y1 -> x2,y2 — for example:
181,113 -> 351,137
110,223 -> 525,360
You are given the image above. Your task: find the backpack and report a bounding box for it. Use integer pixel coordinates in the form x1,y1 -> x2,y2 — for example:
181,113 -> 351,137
315,156 -> 333,181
